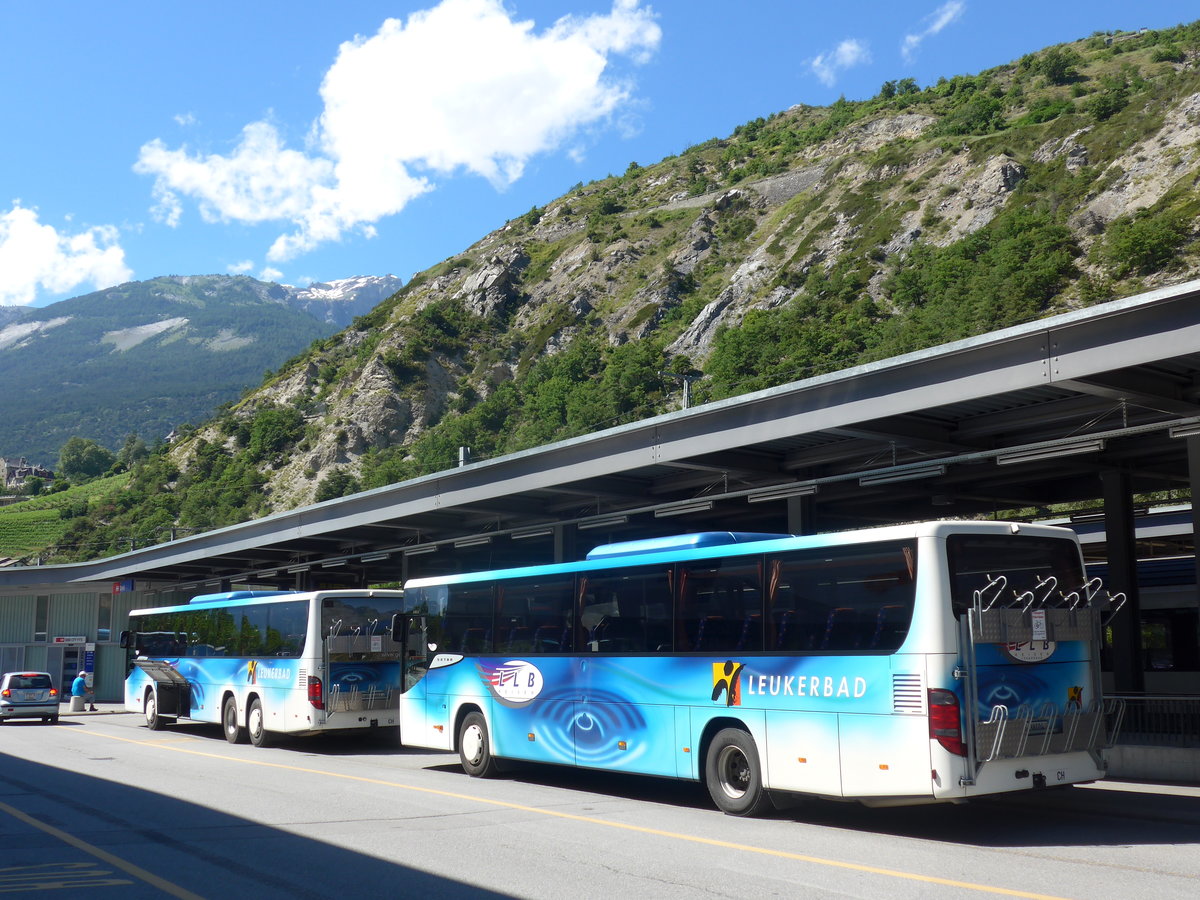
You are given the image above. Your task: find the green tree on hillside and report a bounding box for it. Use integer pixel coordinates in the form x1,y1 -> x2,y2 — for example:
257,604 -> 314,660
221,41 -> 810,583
57,437 -> 117,482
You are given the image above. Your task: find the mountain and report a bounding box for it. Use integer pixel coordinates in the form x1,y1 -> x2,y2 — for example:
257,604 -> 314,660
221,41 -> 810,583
0,306 -> 25,329
285,276 -> 404,326
0,274 -> 400,462
29,22 -> 1200,561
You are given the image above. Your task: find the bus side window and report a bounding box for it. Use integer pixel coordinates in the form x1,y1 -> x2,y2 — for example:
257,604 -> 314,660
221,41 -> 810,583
768,541 -> 916,654
678,560 -> 763,652
581,567 -> 670,653
494,576 -> 574,654
443,583 -> 494,654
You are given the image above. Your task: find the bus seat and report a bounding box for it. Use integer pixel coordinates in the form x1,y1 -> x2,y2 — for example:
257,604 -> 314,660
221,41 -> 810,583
593,617 -> 642,651
503,626 -> 532,651
695,616 -> 743,651
737,613 -> 762,651
459,627 -> 490,653
870,604 -> 909,649
532,622 -> 568,652
820,607 -> 859,650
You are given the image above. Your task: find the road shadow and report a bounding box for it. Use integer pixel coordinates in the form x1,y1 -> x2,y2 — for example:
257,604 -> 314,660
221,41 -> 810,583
772,785 -> 1200,848
134,719 -> 431,757
0,751 -> 517,899
112,718 -> 1200,849
418,759 -> 1200,847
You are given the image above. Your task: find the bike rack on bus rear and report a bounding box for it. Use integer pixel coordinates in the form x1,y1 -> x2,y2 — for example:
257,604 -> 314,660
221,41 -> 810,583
956,577 -> 1126,785
323,632 -> 395,717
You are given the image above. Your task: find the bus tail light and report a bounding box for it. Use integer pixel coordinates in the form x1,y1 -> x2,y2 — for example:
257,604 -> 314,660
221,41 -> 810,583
308,676 -> 325,710
928,688 -> 966,756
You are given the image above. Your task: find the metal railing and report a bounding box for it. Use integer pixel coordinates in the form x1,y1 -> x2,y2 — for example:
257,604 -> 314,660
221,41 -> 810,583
1107,695 -> 1200,748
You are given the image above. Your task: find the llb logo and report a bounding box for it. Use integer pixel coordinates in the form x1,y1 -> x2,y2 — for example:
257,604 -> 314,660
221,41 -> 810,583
478,659 -> 544,705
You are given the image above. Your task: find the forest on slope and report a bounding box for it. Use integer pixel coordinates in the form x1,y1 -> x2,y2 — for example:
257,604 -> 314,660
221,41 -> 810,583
22,22 -> 1200,564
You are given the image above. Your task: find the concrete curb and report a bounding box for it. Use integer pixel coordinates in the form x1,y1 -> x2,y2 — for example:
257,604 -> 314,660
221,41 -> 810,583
59,704 -> 129,717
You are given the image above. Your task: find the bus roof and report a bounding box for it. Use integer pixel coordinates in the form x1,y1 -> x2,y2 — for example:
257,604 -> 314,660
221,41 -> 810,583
189,590 -> 289,604
402,520 -> 1079,590
127,587 -> 404,618
585,531 -> 792,560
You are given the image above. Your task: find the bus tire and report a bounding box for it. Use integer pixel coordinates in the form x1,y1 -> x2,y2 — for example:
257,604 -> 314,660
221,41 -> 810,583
458,711 -> 500,778
247,698 -> 272,748
705,727 -> 772,817
223,696 -> 247,744
145,690 -> 167,731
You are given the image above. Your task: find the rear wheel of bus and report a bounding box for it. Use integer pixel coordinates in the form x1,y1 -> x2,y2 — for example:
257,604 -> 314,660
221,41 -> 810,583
458,711 -> 500,777
705,728 -> 772,817
247,697 -> 272,748
223,696 -> 247,744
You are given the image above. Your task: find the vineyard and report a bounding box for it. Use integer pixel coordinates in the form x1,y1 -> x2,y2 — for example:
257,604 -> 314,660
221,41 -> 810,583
0,474 -> 129,561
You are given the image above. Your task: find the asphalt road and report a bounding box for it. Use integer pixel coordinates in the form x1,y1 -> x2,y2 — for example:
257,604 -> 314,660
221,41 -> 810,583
2,710 -> 1199,899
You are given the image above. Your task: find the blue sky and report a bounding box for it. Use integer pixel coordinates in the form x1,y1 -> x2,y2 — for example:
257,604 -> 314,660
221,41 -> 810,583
1,1 -> 1192,307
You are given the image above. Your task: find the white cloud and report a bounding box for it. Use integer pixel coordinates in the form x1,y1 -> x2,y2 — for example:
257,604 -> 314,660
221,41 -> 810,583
0,204 -> 132,306
259,266 -> 284,282
174,112 -> 197,127
902,1 -> 965,62
135,0 -> 661,262
136,120 -> 335,230
228,260 -> 254,274
810,39 -> 871,88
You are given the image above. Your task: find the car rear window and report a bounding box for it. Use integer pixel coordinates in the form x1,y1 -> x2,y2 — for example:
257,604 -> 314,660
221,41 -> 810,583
9,674 -> 52,689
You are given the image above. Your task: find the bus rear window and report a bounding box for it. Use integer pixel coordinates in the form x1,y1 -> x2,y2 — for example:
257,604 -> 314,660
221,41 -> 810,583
947,534 -> 1085,618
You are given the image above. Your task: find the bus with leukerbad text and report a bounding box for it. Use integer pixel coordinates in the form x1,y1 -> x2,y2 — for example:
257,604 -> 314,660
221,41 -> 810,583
389,521 -> 1124,815
123,589 -> 406,746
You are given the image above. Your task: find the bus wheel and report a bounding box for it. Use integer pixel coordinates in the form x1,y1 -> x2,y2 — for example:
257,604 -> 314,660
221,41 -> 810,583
705,728 -> 772,817
247,698 -> 272,748
145,691 -> 167,731
223,696 -> 247,744
458,711 -> 499,778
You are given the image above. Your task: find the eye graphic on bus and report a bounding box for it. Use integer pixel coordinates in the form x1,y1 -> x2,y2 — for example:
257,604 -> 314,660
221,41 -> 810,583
985,682 -> 1021,708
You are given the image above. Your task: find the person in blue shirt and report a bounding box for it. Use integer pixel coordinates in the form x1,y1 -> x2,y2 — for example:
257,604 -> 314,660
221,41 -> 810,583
71,670 -> 97,711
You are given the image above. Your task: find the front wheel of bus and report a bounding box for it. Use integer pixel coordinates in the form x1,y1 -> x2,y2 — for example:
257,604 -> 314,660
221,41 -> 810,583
145,690 -> 167,731
458,711 -> 499,778
247,698 -> 272,748
223,696 -> 246,744
705,728 -> 771,817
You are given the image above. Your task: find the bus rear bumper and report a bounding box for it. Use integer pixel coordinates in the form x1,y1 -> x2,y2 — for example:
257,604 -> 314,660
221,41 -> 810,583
936,751 -> 1106,800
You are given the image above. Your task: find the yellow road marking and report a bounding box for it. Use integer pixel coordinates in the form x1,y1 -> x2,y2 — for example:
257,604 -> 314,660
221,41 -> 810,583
0,799 -> 206,900
86,729 -> 1075,900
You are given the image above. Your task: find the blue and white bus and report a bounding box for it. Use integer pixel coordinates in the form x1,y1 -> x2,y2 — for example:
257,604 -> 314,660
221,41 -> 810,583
123,589 -> 406,746
391,521 -> 1123,815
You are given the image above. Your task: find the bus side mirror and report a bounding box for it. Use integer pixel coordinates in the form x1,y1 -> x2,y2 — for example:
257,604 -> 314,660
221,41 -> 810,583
391,614 -> 426,651
120,630 -> 131,649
